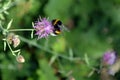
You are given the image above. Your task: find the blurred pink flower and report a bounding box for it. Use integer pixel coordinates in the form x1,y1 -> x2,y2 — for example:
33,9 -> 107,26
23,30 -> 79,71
103,51 -> 116,65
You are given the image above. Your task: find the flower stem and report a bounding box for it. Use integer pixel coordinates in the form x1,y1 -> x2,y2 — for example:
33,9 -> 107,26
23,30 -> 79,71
19,36 -> 76,61
6,40 -> 16,56
8,29 -> 35,32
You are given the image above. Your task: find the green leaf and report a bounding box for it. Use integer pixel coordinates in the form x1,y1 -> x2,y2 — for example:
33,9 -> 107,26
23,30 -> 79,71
69,48 -> 73,59
31,22 -> 34,39
7,19 -> 13,29
3,0 -> 11,9
49,55 -> 58,65
13,49 -> 21,53
84,53 -> 90,66
3,41 -> 6,51
31,30 -> 34,39
0,13 -> 5,20
4,11 -> 9,15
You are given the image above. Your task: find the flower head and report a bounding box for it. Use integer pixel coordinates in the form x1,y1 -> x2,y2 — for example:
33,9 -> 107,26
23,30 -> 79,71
33,18 -> 53,39
103,51 -> 116,65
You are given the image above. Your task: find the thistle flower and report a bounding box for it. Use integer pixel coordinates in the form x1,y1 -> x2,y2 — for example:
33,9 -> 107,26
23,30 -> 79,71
33,18 -> 53,39
103,51 -> 116,65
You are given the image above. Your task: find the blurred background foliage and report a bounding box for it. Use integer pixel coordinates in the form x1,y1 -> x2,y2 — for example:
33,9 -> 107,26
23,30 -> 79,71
0,0 -> 120,80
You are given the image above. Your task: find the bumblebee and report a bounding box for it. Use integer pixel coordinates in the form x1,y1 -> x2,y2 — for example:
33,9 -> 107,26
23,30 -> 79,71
51,19 -> 62,35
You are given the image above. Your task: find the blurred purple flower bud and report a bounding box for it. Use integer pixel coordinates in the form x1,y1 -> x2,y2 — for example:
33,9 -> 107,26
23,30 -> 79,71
103,51 -> 116,65
16,55 -> 25,63
12,35 -> 20,48
33,18 -> 53,39
7,33 -> 20,48
7,33 -> 15,44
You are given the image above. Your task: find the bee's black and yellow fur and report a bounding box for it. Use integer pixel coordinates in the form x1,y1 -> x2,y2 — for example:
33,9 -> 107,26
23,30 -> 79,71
51,19 -> 62,35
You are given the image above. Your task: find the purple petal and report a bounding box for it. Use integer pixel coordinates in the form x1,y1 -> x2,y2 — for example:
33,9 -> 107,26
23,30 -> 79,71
33,18 -> 54,39
103,51 -> 116,65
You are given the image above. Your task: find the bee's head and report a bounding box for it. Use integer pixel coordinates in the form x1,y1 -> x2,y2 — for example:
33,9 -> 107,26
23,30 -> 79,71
57,20 -> 62,25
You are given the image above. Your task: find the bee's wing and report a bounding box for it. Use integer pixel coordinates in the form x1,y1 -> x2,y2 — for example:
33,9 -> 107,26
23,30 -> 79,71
50,24 -> 69,36
60,25 -> 70,32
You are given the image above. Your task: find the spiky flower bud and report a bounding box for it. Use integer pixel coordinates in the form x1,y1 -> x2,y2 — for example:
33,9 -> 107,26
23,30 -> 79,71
6,33 -> 14,44
6,33 -> 20,48
12,35 -> 20,48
